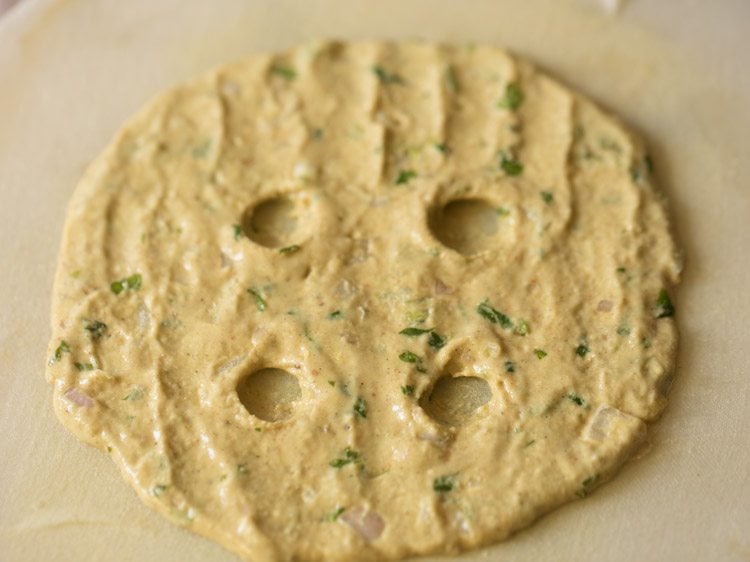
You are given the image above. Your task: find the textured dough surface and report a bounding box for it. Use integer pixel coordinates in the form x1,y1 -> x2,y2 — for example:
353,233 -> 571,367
46,40 -> 681,562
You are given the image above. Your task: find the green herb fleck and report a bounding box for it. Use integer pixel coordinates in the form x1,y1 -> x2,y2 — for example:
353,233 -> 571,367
496,207 -> 511,217
123,387 -> 144,401
576,474 -> 599,498
504,360 -> 515,373
328,380 -> 336,387
400,327 -> 433,337
232,224 -> 242,241
534,349 -> 548,359
477,301 -> 513,330
567,393 -> 585,406
500,153 -> 523,176
514,319 -> 530,336
540,191 -> 554,205
236,463 -> 248,476
311,127 -> 324,140
616,266 -> 627,274
52,340 -> 71,363
353,397 -> 367,419
327,310 -> 342,320
271,65 -> 297,80
192,139 -> 212,158
401,385 -> 415,396
434,142 -> 450,155
254,427 -> 262,432
654,290 -> 675,318
111,273 -> 142,295
247,288 -> 267,311
498,82 -> 524,110
278,245 -> 301,255
433,474 -> 455,493
330,447 -> 361,469
524,439 -> 536,448
323,506 -> 345,522
74,362 -> 95,371
399,350 -> 419,363
395,169 -> 417,185
617,323 -> 631,336
372,65 -> 404,85
575,343 -> 589,358
444,65 -> 459,92
427,331 -> 446,350
152,484 -> 169,497
599,138 -> 622,154
84,320 -> 107,341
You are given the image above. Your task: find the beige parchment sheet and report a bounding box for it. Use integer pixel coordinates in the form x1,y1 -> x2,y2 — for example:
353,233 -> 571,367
0,1 -> 748,561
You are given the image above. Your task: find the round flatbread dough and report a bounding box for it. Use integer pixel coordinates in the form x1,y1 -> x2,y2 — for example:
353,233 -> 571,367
46,40 -> 681,562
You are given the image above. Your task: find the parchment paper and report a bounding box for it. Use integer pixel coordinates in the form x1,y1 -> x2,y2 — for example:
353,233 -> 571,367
1,1 -> 748,560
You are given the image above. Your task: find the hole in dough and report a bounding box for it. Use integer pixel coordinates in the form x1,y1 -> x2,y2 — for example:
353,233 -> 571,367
419,375 -> 492,426
242,196 -> 301,248
237,368 -> 301,422
429,198 -> 500,255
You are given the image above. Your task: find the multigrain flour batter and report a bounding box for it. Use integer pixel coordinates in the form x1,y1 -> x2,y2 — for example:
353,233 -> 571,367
45,40 -> 681,562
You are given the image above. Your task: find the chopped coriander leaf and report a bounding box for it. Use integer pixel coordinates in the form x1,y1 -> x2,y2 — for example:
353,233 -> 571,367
278,244 -> 301,255
540,191 -> 554,205
504,360 -> 515,373
617,323 -> 631,336
444,65 -> 459,92
567,393 -> 585,406
323,506 -> 345,522
576,474 -> 599,498
353,397 -> 367,418
152,484 -> 169,497
645,154 -> 654,173
395,169 -> 417,185
84,320 -> 107,341
401,385 -> 415,396
254,427 -> 262,432
192,140 -> 211,158
123,387 -> 144,401
434,142 -> 450,154
654,289 -> 675,318
327,380 -> 336,387
433,474 -> 455,493
616,266 -> 627,274
126,273 -> 142,291
232,224 -> 242,240
271,65 -> 297,80
399,350 -> 419,363
400,327 -> 433,337
110,280 -> 124,295
415,365 -> 428,374
372,65 -> 404,85
514,319 -> 530,336
498,82 -> 524,110
500,153 -> 523,176
330,447 -> 361,469
427,331 -> 446,350
247,288 -> 267,311
311,127 -> 324,140
496,207 -> 511,217
575,343 -> 589,358
534,349 -> 548,359
111,273 -> 142,295
52,340 -> 71,362
236,463 -> 249,475
327,310 -> 342,320
477,301 -> 513,330
74,362 -> 94,371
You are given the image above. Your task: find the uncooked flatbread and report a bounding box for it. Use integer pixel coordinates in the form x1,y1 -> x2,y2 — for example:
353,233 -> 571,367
46,40 -> 681,561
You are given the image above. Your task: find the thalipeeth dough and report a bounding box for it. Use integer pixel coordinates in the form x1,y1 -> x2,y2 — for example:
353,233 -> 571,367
46,40 -> 681,562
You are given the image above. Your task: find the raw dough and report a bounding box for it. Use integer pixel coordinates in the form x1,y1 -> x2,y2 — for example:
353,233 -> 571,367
46,40 -> 681,561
